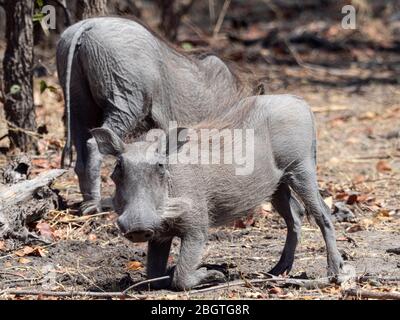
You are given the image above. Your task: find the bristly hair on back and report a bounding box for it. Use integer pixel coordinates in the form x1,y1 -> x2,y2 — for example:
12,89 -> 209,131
124,15 -> 265,100
193,96 -> 258,131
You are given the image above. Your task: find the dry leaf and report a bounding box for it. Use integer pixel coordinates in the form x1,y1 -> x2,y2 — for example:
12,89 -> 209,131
359,111 -> 378,120
0,241 -> 5,251
36,222 -> 56,240
269,287 -> 283,295
88,233 -> 97,242
126,261 -> 143,271
346,224 -> 366,233
18,257 -> 31,264
375,209 -> 390,218
357,194 -> 372,203
360,218 -> 375,228
162,294 -> 178,300
301,296 -> 315,300
34,247 -> 47,257
15,246 -> 35,257
346,193 -> 358,205
244,291 -> 264,298
228,292 -> 237,299
376,160 -> 392,172
15,246 -> 46,257
352,175 -> 366,184
233,213 -> 255,229
31,158 -> 48,169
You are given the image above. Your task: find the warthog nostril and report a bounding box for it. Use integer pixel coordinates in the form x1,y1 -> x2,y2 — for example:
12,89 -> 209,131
124,229 -> 154,242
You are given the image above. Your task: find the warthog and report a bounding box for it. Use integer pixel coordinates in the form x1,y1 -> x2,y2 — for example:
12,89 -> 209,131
91,94 -> 352,290
56,17 -> 249,214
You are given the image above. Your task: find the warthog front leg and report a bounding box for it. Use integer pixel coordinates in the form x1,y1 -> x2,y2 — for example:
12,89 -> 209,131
147,238 -> 173,289
172,231 -> 225,291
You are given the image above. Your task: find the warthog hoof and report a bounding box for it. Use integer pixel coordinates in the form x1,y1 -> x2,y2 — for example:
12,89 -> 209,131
329,263 -> 356,284
172,267 -> 226,291
79,197 -> 114,215
80,200 -> 102,215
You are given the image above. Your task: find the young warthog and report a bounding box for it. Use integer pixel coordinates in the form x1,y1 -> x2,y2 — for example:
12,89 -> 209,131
91,94 -> 352,290
57,17 -> 247,214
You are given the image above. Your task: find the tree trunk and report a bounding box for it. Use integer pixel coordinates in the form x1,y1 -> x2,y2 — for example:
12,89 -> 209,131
156,0 -> 195,41
77,0 -> 108,20
3,0 -> 36,152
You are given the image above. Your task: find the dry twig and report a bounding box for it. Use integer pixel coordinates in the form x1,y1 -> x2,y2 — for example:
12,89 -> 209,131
213,0 -> 231,37
343,288 -> 400,300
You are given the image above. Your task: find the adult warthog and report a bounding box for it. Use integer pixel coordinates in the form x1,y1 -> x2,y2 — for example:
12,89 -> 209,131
91,95 -> 354,290
57,17 -> 250,214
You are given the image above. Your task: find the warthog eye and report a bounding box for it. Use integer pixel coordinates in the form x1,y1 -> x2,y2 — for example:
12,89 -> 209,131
156,162 -> 165,175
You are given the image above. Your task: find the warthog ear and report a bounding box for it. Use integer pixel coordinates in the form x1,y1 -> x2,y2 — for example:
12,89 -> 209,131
91,128 -> 126,156
166,127 -> 189,156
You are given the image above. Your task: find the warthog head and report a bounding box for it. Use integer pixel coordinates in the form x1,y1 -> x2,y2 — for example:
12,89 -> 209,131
91,127 -> 188,242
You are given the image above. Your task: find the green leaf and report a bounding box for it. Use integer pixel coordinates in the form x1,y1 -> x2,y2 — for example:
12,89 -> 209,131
36,0 -> 44,8
39,80 -> 48,94
39,80 -> 57,94
10,84 -> 21,95
33,12 -> 45,22
181,42 -> 193,51
47,86 -> 57,93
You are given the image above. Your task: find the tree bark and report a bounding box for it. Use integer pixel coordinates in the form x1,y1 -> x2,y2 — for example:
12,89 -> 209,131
77,0 -> 108,20
3,0 -> 36,152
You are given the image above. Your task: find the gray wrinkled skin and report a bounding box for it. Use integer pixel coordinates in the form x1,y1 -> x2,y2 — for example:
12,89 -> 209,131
92,94 -> 351,291
56,17 -> 242,214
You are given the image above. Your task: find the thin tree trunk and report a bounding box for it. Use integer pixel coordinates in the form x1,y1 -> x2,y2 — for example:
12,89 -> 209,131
156,0 -> 195,41
3,0 -> 36,152
77,0 -> 108,20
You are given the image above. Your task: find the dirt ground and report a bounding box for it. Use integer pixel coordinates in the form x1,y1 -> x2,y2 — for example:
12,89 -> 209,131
0,1 -> 399,299
0,76 -> 399,300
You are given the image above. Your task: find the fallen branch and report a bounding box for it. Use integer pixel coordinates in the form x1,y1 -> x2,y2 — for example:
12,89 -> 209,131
1,276 -> 172,298
0,167 -> 66,240
188,276 -> 334,295
123,275 -> 171,294
5,120 -> 44,139
0,169 -> 65,208
0,289 -> 129,298
359,275 -> 400,283
343,288 -> 400,300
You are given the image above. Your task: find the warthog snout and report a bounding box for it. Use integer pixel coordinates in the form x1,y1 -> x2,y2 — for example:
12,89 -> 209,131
124,229 -> 154,242
117,214 -> 157,242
